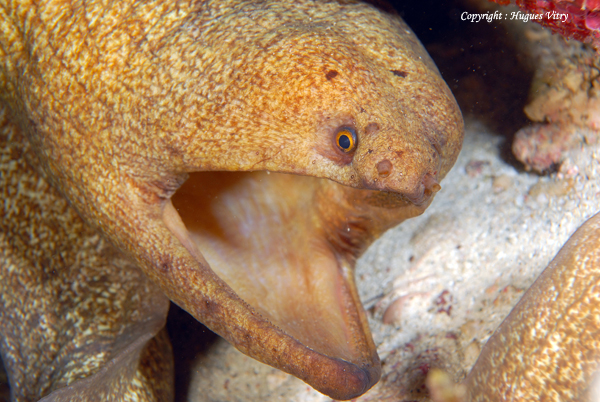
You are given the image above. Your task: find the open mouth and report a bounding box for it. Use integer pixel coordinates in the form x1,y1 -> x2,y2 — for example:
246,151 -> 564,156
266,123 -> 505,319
160,170 -> 430,399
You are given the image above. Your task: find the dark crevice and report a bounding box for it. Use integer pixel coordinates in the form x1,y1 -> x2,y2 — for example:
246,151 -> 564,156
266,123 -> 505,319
0,357 -> 8,402
166,303 -> 220,402
389,0 -> 534,147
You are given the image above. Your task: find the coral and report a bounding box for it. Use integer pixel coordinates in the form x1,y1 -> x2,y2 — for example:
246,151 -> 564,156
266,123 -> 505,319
483,0 -> 600,171
489,0 -> 600,47
513,45 -> 600,171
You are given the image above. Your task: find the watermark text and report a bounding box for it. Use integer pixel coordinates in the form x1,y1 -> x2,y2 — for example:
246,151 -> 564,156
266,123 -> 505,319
460,10 -> 569,23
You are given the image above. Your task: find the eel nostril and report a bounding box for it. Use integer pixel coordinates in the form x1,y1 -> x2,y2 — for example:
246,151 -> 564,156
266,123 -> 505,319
376,159 -> 393,178
423,174 -> 441,196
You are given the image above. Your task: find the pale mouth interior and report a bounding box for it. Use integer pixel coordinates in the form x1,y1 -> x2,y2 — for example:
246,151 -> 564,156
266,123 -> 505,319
169,171 -> 370,363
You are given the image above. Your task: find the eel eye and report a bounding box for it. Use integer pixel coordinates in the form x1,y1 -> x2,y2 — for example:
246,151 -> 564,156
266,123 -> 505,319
335,128 -> 357,153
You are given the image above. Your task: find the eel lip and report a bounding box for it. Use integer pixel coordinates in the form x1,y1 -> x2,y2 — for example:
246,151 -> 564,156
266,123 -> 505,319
165,171 -> 382,399
314,357 -> 381,400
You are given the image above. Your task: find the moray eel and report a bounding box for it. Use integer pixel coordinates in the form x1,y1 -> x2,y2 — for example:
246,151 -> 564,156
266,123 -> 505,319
0,1 -> 463,400
428,211 -> 600,402
465,211 -> 600,401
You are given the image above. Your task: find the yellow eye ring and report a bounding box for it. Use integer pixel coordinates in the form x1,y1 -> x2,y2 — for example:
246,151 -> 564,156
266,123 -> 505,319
335,128 -> 357,153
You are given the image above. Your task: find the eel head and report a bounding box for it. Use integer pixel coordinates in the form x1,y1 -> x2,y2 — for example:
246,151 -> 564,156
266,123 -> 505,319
1,1 -> 463,399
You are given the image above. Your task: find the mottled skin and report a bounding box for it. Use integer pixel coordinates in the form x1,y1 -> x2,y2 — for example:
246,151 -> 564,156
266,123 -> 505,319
0,109 -> 174,400
0,0 -> 463,400
466,211 -> 600,401
428,211 -> 600,402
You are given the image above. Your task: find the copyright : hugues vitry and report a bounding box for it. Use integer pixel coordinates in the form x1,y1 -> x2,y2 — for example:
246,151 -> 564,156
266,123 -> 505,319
461,10 -> 568,23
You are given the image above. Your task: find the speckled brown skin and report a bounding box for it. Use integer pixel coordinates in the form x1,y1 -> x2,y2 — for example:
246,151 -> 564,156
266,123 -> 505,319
463,211 -> 600,401
0,108 -> 174,400
427,212 -> 600,402
0,0 -> 463,399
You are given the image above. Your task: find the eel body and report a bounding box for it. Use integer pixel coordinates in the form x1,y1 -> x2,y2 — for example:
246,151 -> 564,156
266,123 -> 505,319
0,0 -> 463,400
0,111 -> 174,400
428,211 -> 600,402
466,210 -> 600,400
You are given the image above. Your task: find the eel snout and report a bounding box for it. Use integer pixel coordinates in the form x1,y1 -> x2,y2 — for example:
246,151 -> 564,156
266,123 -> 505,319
353,131 -> 444,206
